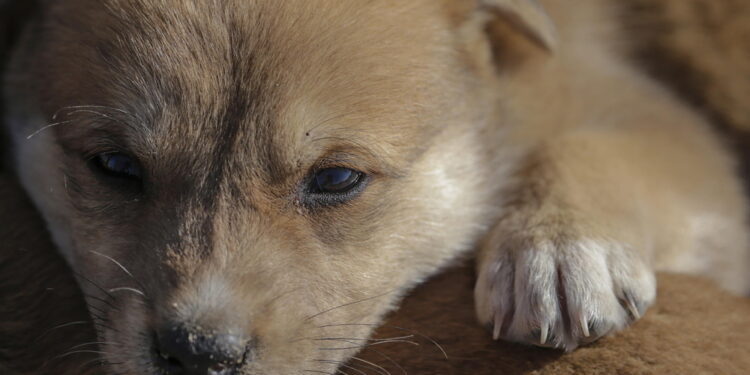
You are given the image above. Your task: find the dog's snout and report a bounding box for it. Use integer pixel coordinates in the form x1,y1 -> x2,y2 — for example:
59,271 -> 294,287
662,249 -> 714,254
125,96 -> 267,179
154,325 -> 249,375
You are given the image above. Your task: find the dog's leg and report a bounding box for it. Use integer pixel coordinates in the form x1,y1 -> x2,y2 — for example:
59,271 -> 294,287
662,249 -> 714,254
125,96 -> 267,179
474,108 -> 749,350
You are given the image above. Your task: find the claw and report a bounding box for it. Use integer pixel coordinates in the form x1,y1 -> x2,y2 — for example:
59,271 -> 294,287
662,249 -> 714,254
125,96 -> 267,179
626,297 -> 640,320
580,315 -> 590,337
539,322 -> 549,345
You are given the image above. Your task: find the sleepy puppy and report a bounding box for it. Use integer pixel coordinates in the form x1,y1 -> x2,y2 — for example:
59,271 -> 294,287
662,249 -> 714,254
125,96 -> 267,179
3,0 -> 749,374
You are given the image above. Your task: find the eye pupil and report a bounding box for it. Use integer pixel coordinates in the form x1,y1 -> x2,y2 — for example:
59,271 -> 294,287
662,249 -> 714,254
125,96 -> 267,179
314,167 -> 360,193
97,153 -> 141,178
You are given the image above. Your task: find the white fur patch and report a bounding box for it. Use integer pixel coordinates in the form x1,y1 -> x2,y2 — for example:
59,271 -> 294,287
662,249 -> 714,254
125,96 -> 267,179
174,272 -> 234,324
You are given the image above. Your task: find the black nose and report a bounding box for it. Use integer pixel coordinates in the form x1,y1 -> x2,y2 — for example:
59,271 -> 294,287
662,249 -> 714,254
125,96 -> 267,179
154,325 -> 248,375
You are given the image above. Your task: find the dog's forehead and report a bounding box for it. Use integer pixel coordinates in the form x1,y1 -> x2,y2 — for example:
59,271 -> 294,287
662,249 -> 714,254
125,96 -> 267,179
42,0 -> 467,184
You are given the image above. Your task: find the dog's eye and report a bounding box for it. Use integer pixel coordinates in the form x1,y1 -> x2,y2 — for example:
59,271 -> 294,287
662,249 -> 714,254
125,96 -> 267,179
93,152 -> 142,179
304,167 -> 367,206
314,167 -> 362,193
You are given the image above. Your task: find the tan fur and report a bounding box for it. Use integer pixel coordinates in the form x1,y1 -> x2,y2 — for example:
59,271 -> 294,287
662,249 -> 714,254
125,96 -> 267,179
2,0 -> 748,373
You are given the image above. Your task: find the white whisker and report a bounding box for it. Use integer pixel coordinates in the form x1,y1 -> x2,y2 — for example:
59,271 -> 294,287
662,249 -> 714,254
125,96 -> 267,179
25,120 -> 74,139
90,251 -> 134,278
108,287 -> 146,297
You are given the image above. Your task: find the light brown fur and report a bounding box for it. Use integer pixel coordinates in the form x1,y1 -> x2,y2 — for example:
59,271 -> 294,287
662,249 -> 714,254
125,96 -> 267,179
2,0 -> 748,373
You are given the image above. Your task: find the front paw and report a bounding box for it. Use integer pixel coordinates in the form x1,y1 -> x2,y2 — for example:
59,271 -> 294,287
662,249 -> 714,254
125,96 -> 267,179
475,238 -> 655,351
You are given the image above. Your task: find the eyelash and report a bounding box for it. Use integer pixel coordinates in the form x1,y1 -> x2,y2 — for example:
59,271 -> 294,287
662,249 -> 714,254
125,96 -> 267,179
85,151 -> 144,193
302,168 -> 368,207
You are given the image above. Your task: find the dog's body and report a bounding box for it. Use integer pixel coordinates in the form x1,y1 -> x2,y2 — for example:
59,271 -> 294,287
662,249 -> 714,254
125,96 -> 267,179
3,0 -> 749,374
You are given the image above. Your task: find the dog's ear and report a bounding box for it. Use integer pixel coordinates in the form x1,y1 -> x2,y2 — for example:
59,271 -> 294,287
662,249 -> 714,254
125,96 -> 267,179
479,0 -> 557,51
474,0 -> 557,68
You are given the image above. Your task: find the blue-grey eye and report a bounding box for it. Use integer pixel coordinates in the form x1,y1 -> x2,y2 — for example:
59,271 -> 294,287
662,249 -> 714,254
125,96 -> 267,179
314,167 -> 362,193
95,152 -> 142,179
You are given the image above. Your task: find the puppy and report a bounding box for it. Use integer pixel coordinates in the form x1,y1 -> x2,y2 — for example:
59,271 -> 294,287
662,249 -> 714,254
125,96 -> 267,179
3,0 -> 749,374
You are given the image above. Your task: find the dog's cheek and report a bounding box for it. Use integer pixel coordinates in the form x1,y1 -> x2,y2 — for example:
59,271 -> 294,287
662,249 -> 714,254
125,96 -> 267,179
372,122 -> 514,288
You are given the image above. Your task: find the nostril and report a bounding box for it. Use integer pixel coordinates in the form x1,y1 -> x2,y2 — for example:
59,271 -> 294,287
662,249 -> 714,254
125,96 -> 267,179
154,345 -> 185,374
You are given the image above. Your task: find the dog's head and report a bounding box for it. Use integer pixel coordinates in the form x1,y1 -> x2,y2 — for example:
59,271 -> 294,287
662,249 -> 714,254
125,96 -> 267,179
3,0 -> 554,373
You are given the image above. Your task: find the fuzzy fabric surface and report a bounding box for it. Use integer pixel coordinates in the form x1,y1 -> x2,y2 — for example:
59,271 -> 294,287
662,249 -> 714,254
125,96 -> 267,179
2,1 -> 750,374
362,265 -> 750,375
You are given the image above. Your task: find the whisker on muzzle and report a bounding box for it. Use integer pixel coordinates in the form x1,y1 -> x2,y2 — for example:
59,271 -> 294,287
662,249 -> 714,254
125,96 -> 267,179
31,320 -> 91,344
304,290 -> 397,321
358,347 -> 407,375
72,271 -> 116,300
311,335 -> 415,342
313,360 -> 368,375
303,370 -> 334,375
82,292 -> 121,313
350,356 -> 391,375
90,250 -> 150,300
314,357 -> 392,375
315,323 -> 447,359
291,334 -> 415,344
107,287 -> 147,297
54,349 -> 109,360
317,339 -> 420,351
67,341 -> 116,351
89,250 -> 133,277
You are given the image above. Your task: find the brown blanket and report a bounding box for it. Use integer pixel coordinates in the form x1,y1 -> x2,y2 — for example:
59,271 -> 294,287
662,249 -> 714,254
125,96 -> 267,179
363,266 -> 750,375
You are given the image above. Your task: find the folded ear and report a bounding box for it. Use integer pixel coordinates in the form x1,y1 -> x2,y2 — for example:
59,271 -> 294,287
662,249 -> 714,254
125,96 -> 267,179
479,0 -> 558,52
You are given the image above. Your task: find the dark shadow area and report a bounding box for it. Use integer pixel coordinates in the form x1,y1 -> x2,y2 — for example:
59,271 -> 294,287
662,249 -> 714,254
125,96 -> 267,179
0,169 -> 99,375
